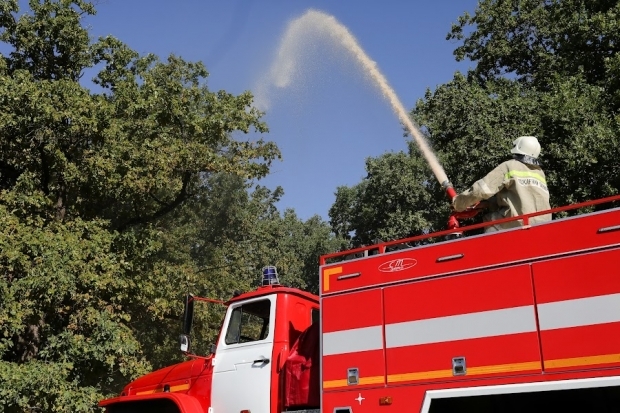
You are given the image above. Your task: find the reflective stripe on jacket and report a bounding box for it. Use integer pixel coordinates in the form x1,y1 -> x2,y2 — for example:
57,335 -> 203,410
453,159 -> 551,230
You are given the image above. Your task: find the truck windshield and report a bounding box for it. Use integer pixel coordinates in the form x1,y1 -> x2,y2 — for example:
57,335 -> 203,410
224,299 -> 271,345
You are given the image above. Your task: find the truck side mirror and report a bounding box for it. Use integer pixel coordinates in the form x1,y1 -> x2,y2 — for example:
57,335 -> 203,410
183,294 -> 194,335
179,334 -> 190,353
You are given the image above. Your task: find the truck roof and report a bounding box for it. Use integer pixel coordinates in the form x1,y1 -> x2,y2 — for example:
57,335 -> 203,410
226,284 -> 319,305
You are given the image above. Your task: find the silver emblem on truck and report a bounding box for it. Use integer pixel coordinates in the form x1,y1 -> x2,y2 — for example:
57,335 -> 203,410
378,258 -> 417,272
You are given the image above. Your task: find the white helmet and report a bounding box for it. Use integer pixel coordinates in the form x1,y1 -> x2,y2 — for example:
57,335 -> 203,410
511,136 -> 541,158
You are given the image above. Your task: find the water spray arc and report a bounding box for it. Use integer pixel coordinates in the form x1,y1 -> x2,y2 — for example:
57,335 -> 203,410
265,9 -> 454,196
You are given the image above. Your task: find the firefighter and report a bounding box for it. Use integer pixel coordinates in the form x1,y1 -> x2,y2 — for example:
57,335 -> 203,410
452,136 -> 552,232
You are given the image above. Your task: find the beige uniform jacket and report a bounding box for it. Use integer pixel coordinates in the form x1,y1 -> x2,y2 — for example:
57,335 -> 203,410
453,159 -> 551,231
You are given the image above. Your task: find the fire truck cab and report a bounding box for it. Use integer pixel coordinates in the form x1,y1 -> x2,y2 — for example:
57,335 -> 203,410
206,267 -> 319,413
101,267 -> 320,413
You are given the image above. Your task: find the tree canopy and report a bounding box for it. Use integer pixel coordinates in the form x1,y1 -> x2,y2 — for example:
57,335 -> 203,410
0,1 -> 343,411
329,147 -> 445,247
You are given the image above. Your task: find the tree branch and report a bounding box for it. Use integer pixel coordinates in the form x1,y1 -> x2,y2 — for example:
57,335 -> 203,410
39,145 -> 50,196
148,192 -> 167,206
116,172 -> 193,231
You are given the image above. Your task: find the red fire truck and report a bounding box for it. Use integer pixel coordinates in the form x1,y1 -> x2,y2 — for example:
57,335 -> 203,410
99,195 -> 620,412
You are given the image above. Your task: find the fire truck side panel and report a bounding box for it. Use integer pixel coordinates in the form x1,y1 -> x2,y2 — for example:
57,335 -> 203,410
321,209 -> 620,295
320,206 -> 620,412
322,289 -> 386,390
187,365 -> 212,412
383,265 -> 542,384
532,247 -> 620,373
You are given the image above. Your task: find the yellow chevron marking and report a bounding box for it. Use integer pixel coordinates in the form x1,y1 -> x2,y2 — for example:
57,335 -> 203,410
388,368 -> 452,383
359,376 -> 385,385
323,375 -> 384,389
323,379 -> 348,389
323,266 -> 342,292
545,353 -> 620,369
387,361 -> 541,383
323,352 -> 620,389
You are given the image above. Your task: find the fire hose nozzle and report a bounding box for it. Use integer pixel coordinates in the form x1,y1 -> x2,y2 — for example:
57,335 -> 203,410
442,180 -> 457,201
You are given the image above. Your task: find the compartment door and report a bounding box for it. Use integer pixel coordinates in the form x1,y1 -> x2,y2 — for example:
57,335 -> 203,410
533,248 -> 620,373
322,289 -> 385,391
384,265 -> 542,384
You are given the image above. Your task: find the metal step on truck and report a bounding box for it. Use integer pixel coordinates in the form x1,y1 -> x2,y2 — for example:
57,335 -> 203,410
100,195 -> 620,413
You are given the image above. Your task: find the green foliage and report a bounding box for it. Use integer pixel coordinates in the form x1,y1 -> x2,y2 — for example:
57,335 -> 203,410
0,0 -> 334,411
329,148 -> 444,247
0,361 -> 102,413
449,0 -> 620,94
0,202 -> 150,411
176,174 -> 343,297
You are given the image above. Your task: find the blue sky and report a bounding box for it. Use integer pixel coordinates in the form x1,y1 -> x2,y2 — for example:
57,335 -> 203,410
84,0 -> 480,221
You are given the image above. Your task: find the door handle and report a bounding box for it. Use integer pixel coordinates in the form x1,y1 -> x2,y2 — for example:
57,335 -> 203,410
253,357 -> 270,365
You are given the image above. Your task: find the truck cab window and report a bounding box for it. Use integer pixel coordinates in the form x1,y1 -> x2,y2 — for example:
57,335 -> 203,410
311,308 -> 320,324
224,299 -> 271,345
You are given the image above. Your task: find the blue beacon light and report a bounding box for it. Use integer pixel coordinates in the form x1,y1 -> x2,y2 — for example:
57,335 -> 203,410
262,266 -> 280,286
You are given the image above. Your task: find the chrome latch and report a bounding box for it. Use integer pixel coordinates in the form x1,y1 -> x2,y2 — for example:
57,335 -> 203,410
452,357 -> 466,376
347,368 -> 359,385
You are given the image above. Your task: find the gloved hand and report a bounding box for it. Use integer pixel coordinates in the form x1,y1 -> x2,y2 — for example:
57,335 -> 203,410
452,194 -> 467,212
453,194 -> 484,213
